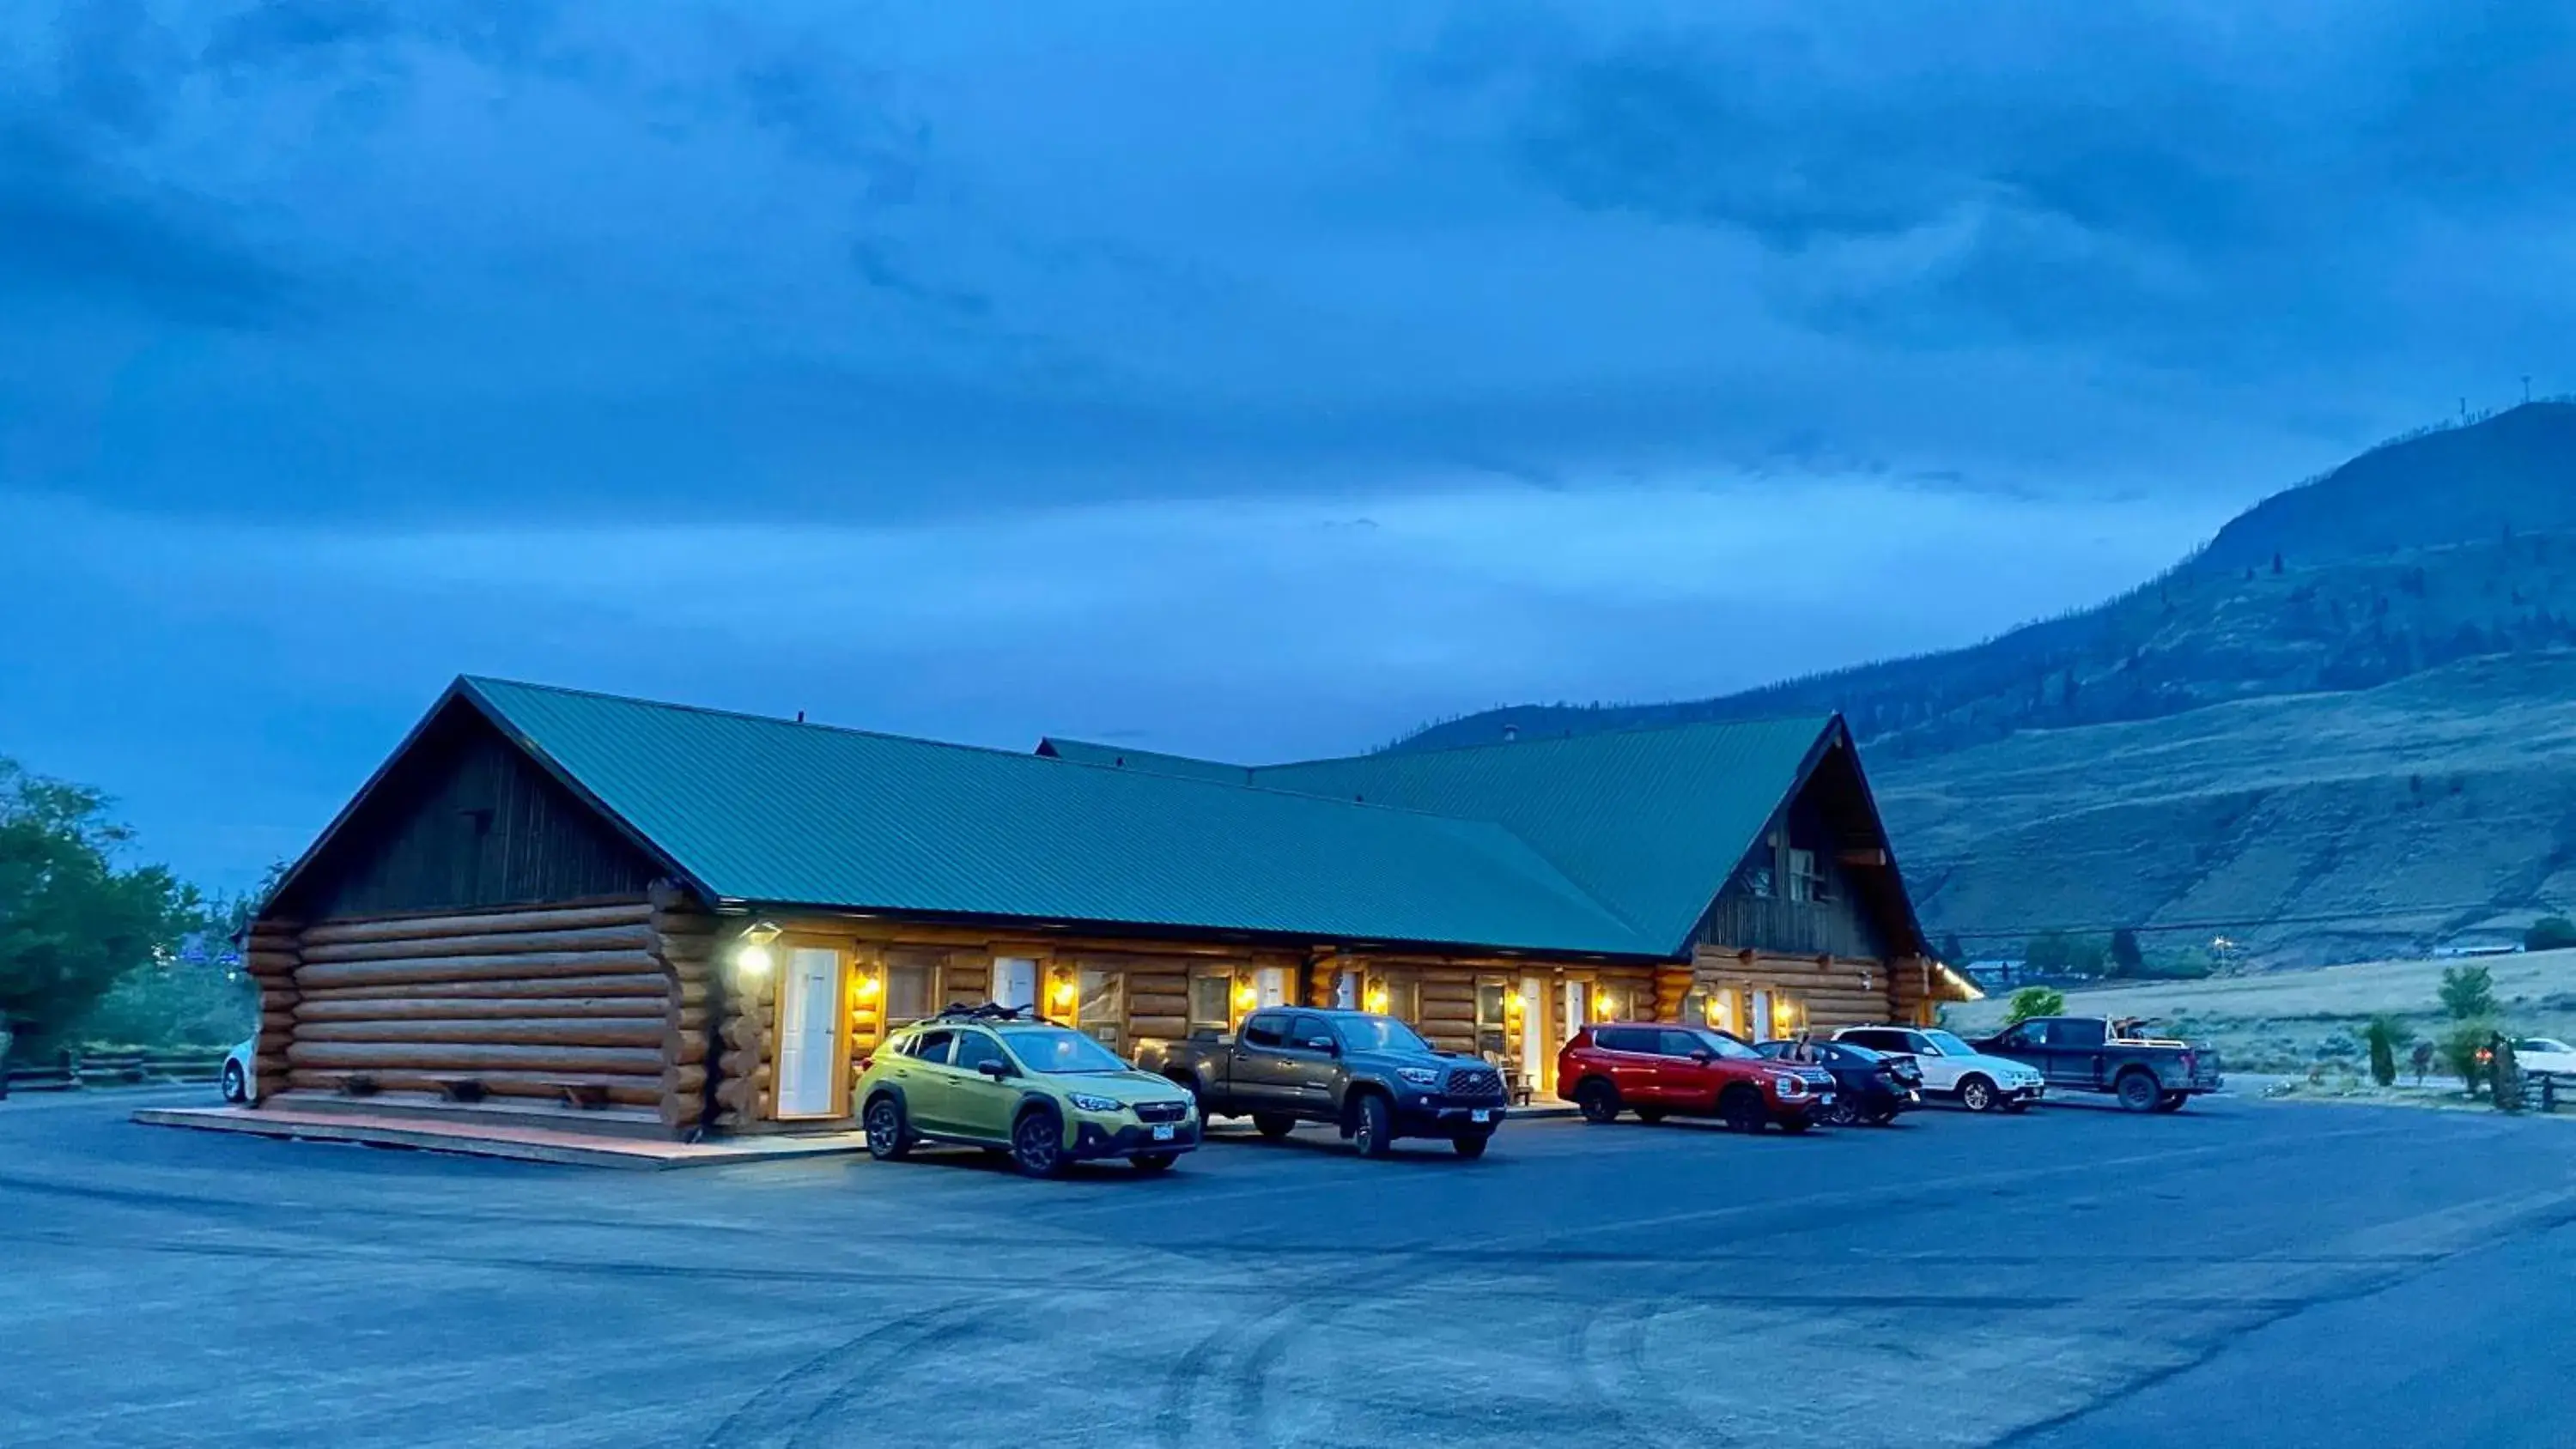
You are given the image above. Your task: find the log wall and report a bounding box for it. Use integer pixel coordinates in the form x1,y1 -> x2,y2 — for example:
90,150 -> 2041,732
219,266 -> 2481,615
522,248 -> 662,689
1691,945 -> 1900,1034
257,895 -> 685,1127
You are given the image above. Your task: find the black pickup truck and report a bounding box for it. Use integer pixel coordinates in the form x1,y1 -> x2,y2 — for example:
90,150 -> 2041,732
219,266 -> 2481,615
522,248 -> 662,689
1136,1007 -> 1508,1158
1971,1016 -> 2222,1112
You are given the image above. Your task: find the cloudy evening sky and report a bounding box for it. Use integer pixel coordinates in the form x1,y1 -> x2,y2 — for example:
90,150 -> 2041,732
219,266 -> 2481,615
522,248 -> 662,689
3,0 -> 2569,890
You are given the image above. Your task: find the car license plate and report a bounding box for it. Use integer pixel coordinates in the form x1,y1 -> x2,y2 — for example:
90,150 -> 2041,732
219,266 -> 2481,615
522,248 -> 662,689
1151,1124 -> 1176,1142
1470,1109 -> 1492,1124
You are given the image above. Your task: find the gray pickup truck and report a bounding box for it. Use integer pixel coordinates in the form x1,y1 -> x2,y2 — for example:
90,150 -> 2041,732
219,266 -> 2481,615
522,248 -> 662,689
1136,1007 -> 1509,1158
1971,1015 -> 2222,1112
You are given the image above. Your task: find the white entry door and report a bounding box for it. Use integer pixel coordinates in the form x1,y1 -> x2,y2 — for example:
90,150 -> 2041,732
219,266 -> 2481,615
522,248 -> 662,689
776,948 -> 841,1119
1520,973 -> 1546,1089
1255,967 -> 1289,1009
993,957 -> 1040,1013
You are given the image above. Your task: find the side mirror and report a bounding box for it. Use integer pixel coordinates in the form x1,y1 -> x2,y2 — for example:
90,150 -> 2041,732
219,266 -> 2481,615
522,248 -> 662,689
1689,1049 -> 1715,1064
976,1059 -> 1012,1081
1303,1036 -> 1338,1054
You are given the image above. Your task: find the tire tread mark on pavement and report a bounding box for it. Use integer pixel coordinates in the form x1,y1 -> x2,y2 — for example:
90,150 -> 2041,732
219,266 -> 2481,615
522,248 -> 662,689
701,1302 -> 990,1449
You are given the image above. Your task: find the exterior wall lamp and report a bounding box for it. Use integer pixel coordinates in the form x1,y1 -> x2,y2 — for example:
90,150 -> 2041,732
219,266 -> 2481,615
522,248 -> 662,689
734,920 -> 783,980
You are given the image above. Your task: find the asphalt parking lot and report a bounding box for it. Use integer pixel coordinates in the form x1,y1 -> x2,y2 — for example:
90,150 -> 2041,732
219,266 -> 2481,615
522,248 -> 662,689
4,1088 -> 2573,1449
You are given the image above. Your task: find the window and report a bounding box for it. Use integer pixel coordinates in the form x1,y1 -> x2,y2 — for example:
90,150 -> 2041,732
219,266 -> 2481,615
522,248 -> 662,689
952,1031 -> 1010,1075
1381,976 -> 1421,1023
1076,967 -> 1122,1047
1242,1013 -> 1289,1048
1658,1029 -> 1708,1058
884,957 -> 935,1023
1188,973 -> 1233,1036
2053,1018 -> 2106,1048
1788,848 -> 1829,904
1595,1026 -> 1655,1054
1672,1028 -> 1759,1059
999,1028 -> 1128,1074
1474,982 -> 1509,1058
1287,1014 -> 1334,1050
904,1029 -> 955,1064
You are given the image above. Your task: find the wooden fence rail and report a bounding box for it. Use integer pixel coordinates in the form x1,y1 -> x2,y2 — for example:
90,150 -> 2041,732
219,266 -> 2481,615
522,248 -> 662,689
1,1048 -> 230,1094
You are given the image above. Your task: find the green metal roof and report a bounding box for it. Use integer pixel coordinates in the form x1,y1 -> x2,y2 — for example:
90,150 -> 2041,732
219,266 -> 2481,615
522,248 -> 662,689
460,678 -> 1660,957
1045,718 -> 1840,952
1035,738 -> 1253,786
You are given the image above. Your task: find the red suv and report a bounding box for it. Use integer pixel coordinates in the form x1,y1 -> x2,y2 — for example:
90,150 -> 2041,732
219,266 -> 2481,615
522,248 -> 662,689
1557,1022 -> 1837,1133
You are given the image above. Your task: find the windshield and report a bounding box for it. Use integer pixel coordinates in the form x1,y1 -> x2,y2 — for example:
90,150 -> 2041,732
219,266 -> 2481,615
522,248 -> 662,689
1921,1030 -> 1978,1057
2522,1039 -> 2573,1053
998,1028 -> 1131,1075
1336,1016 -> 1431,1053
1692,1030 -> 1762,1059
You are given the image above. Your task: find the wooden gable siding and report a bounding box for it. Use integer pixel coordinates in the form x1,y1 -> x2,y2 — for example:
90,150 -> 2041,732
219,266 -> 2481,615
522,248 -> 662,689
1690,739 -> 1905,961
1692,859 -> 1892,959
282,704 -> 658,921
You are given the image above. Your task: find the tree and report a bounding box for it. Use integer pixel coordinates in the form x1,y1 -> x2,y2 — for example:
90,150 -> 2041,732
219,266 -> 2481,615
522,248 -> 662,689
2026,930 -> 2108,978
2439,963 -> 2498,1021
2004,986 -> 2066,1025
2526,916 -> 2576,953
2439,1022 -> 2494,1095
1938,931 -> 1966,964
0,761 -> 203,1053
2360,1015 -> 2414,1088
2108,928 -> 2145,978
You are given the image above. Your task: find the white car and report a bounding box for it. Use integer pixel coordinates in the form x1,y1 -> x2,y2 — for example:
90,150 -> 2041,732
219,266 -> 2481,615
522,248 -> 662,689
1832,1026 -> 2046,1113
2514,1038 -> 2576,1076
221,1037 -> 258,1104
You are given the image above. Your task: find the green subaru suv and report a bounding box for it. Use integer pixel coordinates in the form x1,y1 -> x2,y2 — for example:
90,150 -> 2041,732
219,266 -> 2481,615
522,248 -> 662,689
857,1005 -> 1201,1177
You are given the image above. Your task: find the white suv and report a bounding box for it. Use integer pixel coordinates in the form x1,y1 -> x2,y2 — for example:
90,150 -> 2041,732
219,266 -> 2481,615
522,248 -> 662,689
1833,1027 -> 2044,1113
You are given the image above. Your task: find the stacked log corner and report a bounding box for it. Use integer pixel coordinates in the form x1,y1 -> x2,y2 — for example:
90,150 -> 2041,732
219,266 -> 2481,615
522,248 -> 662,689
279,899 -> 673,1118
711,919 -> 775,1132
1651,965 -> 1693,1023
647,883 -> 716,1135
243,919 -> 302,1095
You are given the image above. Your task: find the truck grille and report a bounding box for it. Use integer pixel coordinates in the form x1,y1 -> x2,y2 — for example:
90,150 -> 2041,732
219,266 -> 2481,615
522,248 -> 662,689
1133,1100 -> 1189,1124
1444,1067 -> 1504,1098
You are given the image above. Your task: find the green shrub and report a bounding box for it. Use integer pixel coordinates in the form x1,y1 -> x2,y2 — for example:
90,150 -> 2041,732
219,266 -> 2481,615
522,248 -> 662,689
2528,916 -> 2576,953
2439,1022 -> 2494,1094
2004,986 -> 2066,1025
2360,1015 -> 2414,1087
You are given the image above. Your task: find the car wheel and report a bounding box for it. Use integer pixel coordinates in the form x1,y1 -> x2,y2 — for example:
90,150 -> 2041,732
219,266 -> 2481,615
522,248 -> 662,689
2152,1092 -> 2189,1113
1822,1095 -> 1860,1127
1352,1092 -> 1395,1158
1451,1132 -> 1491,1159
1252,1113 -> 1297,1140
863,1097 -> 913,1161
1719,1085 -> 1770,1133
221,1060 -> 248,1105
1011,1108 -> 1066,1178
1131,1152 -> 1179,1173
2115,1070 -> 2161,1113
1574,1079 -> 1621,1124
1958,1076 -> 1998,1113
1633,1106 -> 1667,1125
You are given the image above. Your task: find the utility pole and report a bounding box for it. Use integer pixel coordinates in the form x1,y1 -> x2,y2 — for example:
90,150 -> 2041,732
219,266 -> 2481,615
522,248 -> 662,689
2524,374 -> 2533,403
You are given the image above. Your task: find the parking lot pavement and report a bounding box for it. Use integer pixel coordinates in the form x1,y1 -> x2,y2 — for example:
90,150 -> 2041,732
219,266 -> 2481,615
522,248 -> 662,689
3,1094 -> 2572,1449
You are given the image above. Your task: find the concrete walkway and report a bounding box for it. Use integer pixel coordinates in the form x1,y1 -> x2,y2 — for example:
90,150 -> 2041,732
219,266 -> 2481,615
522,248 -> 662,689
133,1104 -> 872,1170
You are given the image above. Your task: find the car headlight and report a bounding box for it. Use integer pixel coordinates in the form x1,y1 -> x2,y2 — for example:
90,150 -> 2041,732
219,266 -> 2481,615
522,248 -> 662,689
1066,1093 -> 1125,1114
1396,1067 -> 1440,1088
1770,1072 -> 1807,1095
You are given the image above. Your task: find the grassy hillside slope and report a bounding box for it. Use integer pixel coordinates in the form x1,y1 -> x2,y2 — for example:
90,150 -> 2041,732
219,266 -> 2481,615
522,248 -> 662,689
1394,404 -> 2576,963
1877,652 -> 2576,964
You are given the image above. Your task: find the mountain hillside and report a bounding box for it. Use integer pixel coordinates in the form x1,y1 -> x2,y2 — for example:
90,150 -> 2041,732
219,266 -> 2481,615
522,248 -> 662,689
1394,403 -> 2576,963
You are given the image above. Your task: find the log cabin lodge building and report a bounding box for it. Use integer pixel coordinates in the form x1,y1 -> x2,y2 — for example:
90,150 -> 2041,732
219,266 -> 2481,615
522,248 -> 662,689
241,678 -> 1978,1138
